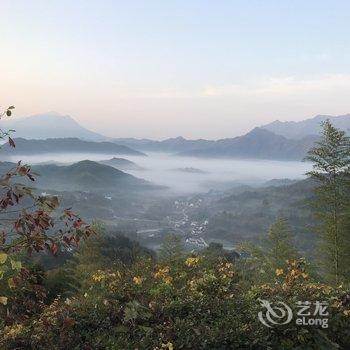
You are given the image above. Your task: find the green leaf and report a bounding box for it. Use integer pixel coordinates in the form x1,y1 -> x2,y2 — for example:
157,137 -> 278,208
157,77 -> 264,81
138,325 -> 153,335
8,278 -> 15,289
0,253 -> 7,265
115,325 -> 128,333
124,307 -> 138,322
10,259 -> 22,270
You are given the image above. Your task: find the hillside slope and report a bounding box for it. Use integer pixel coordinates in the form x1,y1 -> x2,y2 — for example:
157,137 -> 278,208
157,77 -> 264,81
178,128 -> 317,160
99,157 -> 143,170
1,112 -> 108,141
32,160 -> 154,192
1,138 -> 145,156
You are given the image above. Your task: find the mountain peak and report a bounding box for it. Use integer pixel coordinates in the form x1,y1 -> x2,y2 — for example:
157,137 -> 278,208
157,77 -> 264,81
164,136 -> 186,142
245,127 -> 278,137
1,112 -> 108,141
262,113 -> 350,139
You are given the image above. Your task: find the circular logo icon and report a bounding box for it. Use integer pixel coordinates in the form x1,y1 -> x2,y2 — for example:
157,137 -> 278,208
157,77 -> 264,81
258,298 -> 293,328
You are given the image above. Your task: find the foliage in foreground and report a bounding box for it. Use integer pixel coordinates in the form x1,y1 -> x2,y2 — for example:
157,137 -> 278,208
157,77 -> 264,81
0,248 -> 349,349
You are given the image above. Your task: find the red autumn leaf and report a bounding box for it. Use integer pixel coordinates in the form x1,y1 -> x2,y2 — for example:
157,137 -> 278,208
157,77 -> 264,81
73,219 -> 82,228
50,243 -> 59,255
63,236 -> 72,245
18,166 -> 29,176
14,220 -> 21,232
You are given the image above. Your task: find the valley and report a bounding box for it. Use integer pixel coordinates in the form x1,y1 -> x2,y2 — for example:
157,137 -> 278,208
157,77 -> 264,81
0,147 -> 314,254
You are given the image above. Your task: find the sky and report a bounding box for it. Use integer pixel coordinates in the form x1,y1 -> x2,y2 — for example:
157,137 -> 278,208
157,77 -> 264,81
1,0 -> 350,139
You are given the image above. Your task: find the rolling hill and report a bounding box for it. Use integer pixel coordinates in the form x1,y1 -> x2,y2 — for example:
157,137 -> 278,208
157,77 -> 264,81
99,157 -> 144,171
32,160 -> 155,192
112,136 -> 213,153
177,128 -> 317,160
1,138 -> 145,156
204,178 -> 316,253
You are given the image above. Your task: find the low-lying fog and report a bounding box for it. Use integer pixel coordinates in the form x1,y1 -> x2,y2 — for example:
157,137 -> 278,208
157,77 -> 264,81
6,152 -> 312,193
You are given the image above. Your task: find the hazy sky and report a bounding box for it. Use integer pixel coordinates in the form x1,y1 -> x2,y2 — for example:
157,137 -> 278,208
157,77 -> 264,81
1,0 -> 350,139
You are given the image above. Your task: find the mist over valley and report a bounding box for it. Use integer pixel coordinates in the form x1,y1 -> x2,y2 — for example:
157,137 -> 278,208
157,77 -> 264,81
0,113 -> 342,254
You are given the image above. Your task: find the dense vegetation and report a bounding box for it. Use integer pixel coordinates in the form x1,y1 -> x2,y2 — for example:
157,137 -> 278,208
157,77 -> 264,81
1,236 -> 349,349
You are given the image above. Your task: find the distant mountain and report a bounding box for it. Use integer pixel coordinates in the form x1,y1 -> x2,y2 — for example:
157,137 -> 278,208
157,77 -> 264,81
261,113 -> 350,139
113,128 -> 318,160
32,160 -> 155,192
113,136 -> 214,153
1,112 -> 108,141
1,138 -> 146,156
99,157 -> 144,170
172,167 -> 208,174
177,128 -> 317,160
262,178 -> 299,187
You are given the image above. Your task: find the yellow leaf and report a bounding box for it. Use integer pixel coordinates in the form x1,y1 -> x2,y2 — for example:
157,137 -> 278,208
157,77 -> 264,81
275,268 -> 284,276
0,266 -> 5,280
0,296 -> 8,305
0,253 -> 7,265
133,276 -> 143,285
8,278 -> 15,289
162,342 -> 174,350
10,260 -> 22,270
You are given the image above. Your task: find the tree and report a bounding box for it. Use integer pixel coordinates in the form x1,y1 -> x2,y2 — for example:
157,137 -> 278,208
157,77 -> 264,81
239,217 -> 297,282
158,233 -> 183,262
202,242 -> 239,263
266,217 -> 298,270
45,228 -> 155,299
305,120 -> 350,284
51,229 -> 107,297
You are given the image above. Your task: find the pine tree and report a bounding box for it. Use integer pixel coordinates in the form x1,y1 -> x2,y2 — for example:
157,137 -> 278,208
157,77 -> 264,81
239,217 -> 297,282
266,217 -> 298,270
306,120 -> 350,284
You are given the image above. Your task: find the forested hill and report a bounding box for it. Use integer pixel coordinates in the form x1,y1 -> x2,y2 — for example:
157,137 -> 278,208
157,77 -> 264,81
31,160 -> 155,192
99,157 -> 143,170
113,128 -> 317,160
177,128 -> 318,160
1,138 -> 145,156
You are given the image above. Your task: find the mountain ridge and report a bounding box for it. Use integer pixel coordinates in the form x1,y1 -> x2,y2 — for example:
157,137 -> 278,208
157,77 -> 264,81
0,138 -> 146,156
1,113 -> 109,141
99,157 -> 144,170
32,160 -> 155,192
261,113 -> 350,139
4,112 -> 349,160
176,128 -> 318,160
